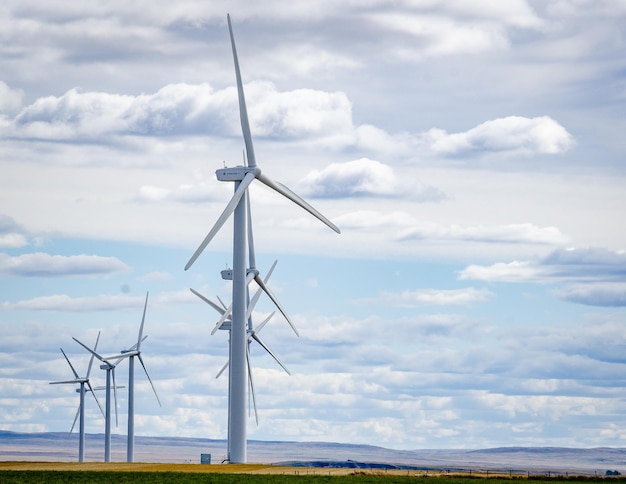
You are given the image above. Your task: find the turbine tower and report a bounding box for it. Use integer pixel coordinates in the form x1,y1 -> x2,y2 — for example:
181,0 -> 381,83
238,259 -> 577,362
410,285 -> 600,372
49,332 -> 104,462
185,14 -> 340,463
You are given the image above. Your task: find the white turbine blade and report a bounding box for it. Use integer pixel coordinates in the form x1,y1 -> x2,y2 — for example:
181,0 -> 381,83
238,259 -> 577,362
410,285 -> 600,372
137,292 -> 149,351
211,303 -> 232,335
253,274 -> 299,337
246,346 -> 259,425
251,333 -> 291,375
216,295 -> 228,311
50,379 -> 81,385
137,354 -> 162,406
190,288 -> 226,316
73,337 -> 106,363
246,260 -> 278,320
70,404 -> 80,434
255,311 -> 275,334
215,359 -> 229,379
185,171 -> 256,271
256,172 -> 340,234
227,14 -> 256,169
86,331 -> 101,379
86,380 -> 105,418
60,348 -> 79,379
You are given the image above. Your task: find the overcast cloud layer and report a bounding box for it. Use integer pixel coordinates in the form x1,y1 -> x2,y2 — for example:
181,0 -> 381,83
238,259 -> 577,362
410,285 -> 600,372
1,1 -> 626,453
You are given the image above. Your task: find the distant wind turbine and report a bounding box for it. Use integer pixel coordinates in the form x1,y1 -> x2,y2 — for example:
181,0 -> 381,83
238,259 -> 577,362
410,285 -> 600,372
117,292 -> 161,463
184,14 -> 339,463
73,336 -> 124,462
49,332 -> 105,462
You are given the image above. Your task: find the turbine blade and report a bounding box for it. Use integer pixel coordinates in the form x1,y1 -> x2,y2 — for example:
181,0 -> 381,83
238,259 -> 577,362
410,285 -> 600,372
211,303 -> 232,335
256,172 -> 340,234
137,354 -> 162,406
251,333 -> 291,375
216,295 -> 228,311
70,404 -> 80,434
86,331 -> 101,379
246,260 -> 278,320
227,14 -> 256,169
50,379 -> 81,385
254,274 -> 299,337
137,292 -> 149,351
246,346 -> 259,425
60,348 -> 79,379
255,311 -> 275,334
215,359 -> 229,379
87,380 -> 105,418
73,337 -> 106,363
185,171 -> 256,271
190,288 -> 226,316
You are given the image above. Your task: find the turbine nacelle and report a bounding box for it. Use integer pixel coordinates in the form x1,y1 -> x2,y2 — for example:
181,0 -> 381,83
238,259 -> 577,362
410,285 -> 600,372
216,165 -> 260,181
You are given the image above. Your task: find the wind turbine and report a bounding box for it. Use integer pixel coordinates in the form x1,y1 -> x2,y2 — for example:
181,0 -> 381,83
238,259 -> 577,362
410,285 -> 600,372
73,336 -> 124,462
184,14 -> 340,463
118,292 -> 161,463
49,332 -> 105,462
191,260 -> 291,424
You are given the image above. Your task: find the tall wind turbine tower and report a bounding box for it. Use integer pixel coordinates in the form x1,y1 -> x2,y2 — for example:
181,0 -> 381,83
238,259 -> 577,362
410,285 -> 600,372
185,14 -> 340,463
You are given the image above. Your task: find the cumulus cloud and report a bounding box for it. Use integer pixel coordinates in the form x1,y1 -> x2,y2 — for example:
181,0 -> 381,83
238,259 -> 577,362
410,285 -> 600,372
460,247 -> 626,284
0,81 -> 24,114
365,287 -> 494,307
459,247 -> 626,307
426,116 -> 574,156
4,82 -> 354,144
553,283 -> 626,307
399,222 -> 569,245
2,293 -> 145,312
0,253 -> 129,277
0,215 -> 28,249
298,158 -> 445,200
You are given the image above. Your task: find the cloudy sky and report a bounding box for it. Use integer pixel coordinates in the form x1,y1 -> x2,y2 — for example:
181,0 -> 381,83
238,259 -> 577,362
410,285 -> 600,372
2,0 -> 626,453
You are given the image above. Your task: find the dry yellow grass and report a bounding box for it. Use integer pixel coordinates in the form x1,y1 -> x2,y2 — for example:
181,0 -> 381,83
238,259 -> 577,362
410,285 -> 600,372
0,461 -> 470,476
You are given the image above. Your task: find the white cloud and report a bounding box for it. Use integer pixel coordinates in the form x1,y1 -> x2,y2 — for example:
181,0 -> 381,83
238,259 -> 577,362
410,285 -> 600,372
426,116 -> 574,155
298,158 -> 445,200
1,293 -> 145,311
460,247 -> 626,284
0,81 -> 24,114
459,248 -> 626,307
399,222 -> 569,245
553,283 -> 626,307
372,287 -> 494,307
0,253 -> 129,277
0,214 -> 28,249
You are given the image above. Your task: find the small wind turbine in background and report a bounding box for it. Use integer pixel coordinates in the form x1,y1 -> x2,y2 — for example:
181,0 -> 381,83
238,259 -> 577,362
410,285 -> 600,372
73,293 -> 160,463
184,14 -> 340,463
73,337 -> 124,462
117,292 -> 161,463
49,332 -> 105,462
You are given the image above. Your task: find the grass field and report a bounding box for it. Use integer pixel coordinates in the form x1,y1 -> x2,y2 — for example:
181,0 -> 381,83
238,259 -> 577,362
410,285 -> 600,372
1,462 -> 623,483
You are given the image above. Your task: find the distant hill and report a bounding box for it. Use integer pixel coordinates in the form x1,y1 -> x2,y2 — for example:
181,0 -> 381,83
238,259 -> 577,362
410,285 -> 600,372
1,430 -> 625,475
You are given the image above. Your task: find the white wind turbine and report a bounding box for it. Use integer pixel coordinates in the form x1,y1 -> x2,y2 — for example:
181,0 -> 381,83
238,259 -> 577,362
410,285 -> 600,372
118,292 -> 161,462
73,337 -> 124,462
184,14 -> 340,463
74,293 -> 160,463
49,332 -> 105,462
191,258 -> 291,424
